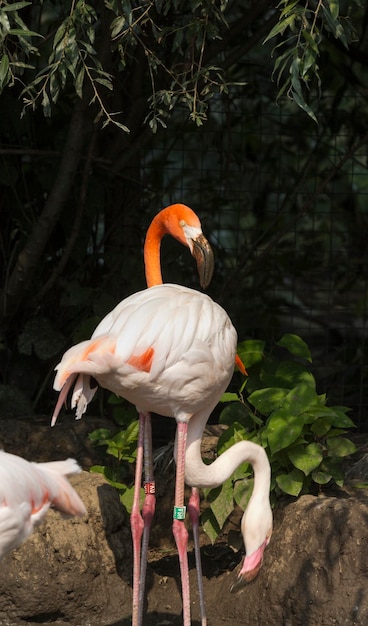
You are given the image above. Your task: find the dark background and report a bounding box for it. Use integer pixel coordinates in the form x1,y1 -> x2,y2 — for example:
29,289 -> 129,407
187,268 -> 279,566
1,1 -> 368,431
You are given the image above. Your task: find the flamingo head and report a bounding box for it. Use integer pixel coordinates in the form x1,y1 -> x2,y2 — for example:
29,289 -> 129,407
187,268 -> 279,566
230,495 -> 273,593
145,204 -> 214,288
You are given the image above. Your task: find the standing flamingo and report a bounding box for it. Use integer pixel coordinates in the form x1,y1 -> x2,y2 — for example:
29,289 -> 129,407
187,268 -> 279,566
51,204 -> 272,625
0,451 -> 86,559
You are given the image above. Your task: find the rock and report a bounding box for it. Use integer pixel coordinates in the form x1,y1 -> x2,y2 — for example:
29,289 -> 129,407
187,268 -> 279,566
0,415 -> 367,625
202,491 -> 368,626
0,472 -> 132,626
0,414 -> 115,469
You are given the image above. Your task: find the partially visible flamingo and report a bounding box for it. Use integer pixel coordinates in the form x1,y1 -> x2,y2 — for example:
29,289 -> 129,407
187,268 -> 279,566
51,204 -> 272,626
0,451 -> 86,559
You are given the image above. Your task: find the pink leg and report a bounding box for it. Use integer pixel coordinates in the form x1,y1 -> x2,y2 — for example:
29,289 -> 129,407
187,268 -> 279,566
172,421 -> 191,626
131,412 -> 145,626
188,487 -> 207,626
137,414 -> 156,626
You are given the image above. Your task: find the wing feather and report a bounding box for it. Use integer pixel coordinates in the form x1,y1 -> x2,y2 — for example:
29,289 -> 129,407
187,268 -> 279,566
53,283 -> 237,420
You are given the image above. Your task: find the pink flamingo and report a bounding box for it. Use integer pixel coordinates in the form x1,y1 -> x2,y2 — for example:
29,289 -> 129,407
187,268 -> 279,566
52,204 -> 272,626
0,450 -> 86,559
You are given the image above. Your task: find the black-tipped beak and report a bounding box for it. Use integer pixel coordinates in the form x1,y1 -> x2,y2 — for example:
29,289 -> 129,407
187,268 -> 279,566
230,559 -> 263,593
229,538 -> 270,593
191,234 -> 214,289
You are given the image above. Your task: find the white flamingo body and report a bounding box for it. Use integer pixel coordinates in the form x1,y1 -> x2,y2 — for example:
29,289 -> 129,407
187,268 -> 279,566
0,451 -> 86,559
54,284 -> 237,421
52,204 -> 272,625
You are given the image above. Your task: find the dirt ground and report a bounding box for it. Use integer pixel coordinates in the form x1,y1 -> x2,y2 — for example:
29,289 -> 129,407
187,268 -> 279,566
0,413 -> 367,626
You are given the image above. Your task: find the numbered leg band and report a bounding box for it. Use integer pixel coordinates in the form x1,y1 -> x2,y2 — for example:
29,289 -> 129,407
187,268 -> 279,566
144,481 -> 156,495
173,505 -> 186,520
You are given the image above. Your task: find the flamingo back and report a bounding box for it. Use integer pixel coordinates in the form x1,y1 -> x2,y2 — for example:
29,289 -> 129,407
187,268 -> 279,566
53,284 -> 238,422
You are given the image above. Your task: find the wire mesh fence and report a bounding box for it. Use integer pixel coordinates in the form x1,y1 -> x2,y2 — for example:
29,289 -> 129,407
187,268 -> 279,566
141,94 -> 368,429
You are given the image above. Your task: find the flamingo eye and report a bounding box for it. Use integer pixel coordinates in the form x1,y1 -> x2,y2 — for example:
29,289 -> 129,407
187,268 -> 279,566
179,219 -> 186,227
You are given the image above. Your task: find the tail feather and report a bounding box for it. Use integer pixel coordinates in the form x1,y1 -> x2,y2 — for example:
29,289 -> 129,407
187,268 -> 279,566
51,479 -> 87,518
35,458 -> 82,478
35,459 -> 87,518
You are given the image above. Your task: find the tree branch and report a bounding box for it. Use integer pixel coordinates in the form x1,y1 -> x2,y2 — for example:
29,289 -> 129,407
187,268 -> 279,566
1,97 -> 88,324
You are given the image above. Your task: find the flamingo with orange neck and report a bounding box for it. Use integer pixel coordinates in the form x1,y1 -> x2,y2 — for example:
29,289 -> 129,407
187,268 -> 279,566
52,204 -> 272,626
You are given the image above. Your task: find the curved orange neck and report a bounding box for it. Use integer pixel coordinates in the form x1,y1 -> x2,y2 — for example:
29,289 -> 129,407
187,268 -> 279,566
144,213 -> 166,287
144,204 -> 200,287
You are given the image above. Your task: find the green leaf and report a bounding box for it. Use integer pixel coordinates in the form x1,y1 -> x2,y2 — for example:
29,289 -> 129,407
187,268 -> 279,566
0,54 -> 10,90
276,468 -> 304,496
201,507 -> 222,544
237,339 -> 265,368
328,0 -> 340,20
248,387 -> 289,415
123,419 -> 140,443
312,469 -> 332,485
288,443 -> 323,475
266,382 -> 317,454
220,392 -> 239,403
266,407 -> 304,454
206,478 -> 234,530
322,459 -> 345,485
330,407 -> 355,428
2,2 -> 32,10
303,405 -> 340,424
217,421 -> 249,454
277,333 -> 312,361
301,29 -> 319,53
263,14 -> 297,44
232,461 -> 252,483
281,381 -> 317,414
53,22 -> 67,50
292,89 -> 318,124
120,485 -> 143,513
321,3 -> 341,37
264,360 -> 316,390
89,464 -> 106,475
41,90 -> 51,117
88,428 -> 112,444
95,77 -> 113,90
300,43 -> 318,78
111,402 -> 138,427
233,477 -> 253,510
326,436 -> 357,458
111,16 -> 126,39
279,0 -> 302,20
8,28 -> 42,37
219,402 -> 261,429
310,416 -> 334,436
75,67 -> 85,98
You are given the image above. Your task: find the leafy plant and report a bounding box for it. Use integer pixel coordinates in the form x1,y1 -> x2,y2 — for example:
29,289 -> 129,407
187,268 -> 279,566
202,333 -> 356,543
0,1 -> 41,93
264,0 -> 360,122
89,396 -> 142,511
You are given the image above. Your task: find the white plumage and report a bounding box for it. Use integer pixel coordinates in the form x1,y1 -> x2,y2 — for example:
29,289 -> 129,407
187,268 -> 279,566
52,204 -> 271,626
0,451 -> 86,559
53,284 -> 237,421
